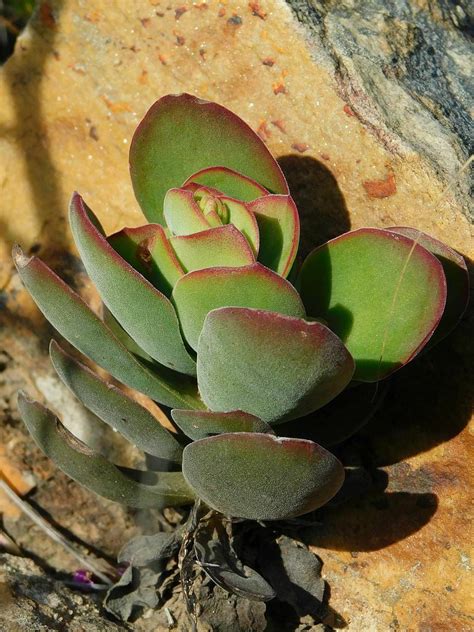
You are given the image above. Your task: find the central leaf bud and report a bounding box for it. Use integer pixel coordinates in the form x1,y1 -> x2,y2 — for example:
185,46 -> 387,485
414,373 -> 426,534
194,188 -> 230,225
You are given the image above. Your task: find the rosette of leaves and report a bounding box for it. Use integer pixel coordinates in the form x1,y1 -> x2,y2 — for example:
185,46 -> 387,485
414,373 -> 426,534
13,94 -> 468,616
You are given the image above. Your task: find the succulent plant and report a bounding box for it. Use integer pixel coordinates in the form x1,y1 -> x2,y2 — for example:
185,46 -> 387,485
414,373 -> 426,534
13,94 -> 468,613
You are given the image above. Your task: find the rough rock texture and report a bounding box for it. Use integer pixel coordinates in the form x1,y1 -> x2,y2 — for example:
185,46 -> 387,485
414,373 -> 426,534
0,1 -> 472,631
288,0 -> 473,201
0,553 -> 123,631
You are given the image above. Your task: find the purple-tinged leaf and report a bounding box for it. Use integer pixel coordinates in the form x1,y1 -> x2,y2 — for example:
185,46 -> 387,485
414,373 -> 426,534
170,225 -> 255,273
69,193 -> 196,376
171,409 -> 273,440
13,246 -> 202,410
197,307 -> 354,423
298,228 -> 447,382
18,393 -> 195,508
50,341 -> 183,464
249,195 -> 300,278
130,93 -> 288,223
183,166 -> 268,202
164,188 -> 212,236
182,432 -> 344,520
387,226 -> 469,345
173,264 -> 305,351
108,224 -> 183,297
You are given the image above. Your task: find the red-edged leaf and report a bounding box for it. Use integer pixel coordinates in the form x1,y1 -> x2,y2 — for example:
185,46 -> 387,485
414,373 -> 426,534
182,432 -> 344,520
164,188 -> 211,236
130,93 -> 288,223
388,226 -> 469,345
173,263 -> 305,351
69,193 -> 196,376
248,194 -> 300,277
171,409 -> 273,440
13,246 -> 202,410
170,225 -> 255,272
108,224 -> 183,296
197,307 -> 354,423
183,166 -> 268,201
298,228 -> 447,381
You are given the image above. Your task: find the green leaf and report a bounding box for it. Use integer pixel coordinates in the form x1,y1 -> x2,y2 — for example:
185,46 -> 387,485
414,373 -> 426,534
18,393 -> 195,508
50,340 -> 183,464
249,195 -> 300,278
69,193 -> 196,376
164,188 -> 212,236
108,224 -> 183,297
13,246 -> 203,410
102,305 -> 153,362
197,307 -> 354,423
130,93 -> 288,223
170,225 -> 255,273
182,432 -> 344,520
387,227 -> 469,345
183,166 -> 268,201
173,264 -> 306,351
220,196 -> 260,255
171,409 -> 273,440
298,228 -> 447,381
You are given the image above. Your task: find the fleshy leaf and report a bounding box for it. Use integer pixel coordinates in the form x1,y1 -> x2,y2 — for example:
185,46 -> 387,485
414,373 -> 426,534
69,193 -> 196,376
183,166 -> 268,202
182,433 -> 344,520
50,340 -> 183,464
102,305 -> 153,362
13,246 -> 202,410
108,224 -> 183,297
164,188 -> 211,236
197,307 -> 354,423
130,93 -> 288,223
298,228 -> 447,381
387,226 -> 469,345
173,264 -> 306,351
220,196 -> 260,255
249,195 -> 300,278
18,393 -> 195,508
170,225 -> 255,273
171,409 -> 273,440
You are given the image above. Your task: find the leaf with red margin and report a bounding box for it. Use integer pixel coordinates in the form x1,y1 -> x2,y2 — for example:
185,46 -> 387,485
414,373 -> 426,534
248,195 -> 300,277
171,409 -> 273,440
12,246 -> 202,410
183,166 -> 268,202
18,392 -> 194,508
182,432 -> 344,520
69,193 -> 196,376
387,227 -> 469,345
220,196 -> 260,255
173,263 -> 305,351
197,307 -> 354,423
298,228 -> 447,382
130,93 -> 288,223
170,225 -> 255,273
164,188 -> 212,235
108,224 -> 184,297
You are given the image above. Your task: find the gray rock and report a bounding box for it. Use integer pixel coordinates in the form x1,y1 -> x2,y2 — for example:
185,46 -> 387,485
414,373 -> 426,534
287,0 -> 473,217
0,554 -> 124,631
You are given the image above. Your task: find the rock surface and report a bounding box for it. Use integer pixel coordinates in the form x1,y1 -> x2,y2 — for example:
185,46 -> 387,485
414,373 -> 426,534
0,1 -> 472,631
